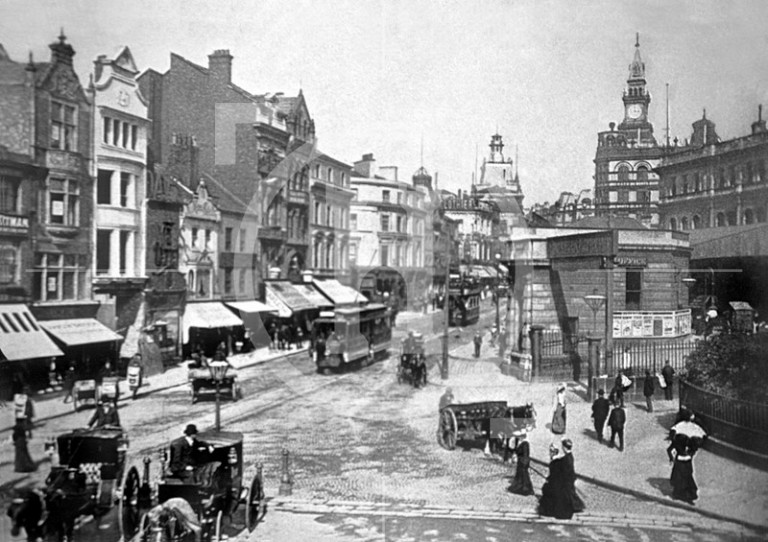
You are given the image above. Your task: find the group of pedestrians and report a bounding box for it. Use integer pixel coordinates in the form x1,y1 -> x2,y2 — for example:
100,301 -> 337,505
269,322 -> 305,351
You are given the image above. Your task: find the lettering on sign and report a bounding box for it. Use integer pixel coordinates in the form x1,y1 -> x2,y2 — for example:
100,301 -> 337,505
548,231 -> 615,259
613,256 -> 647,267
0,214 -> 28,228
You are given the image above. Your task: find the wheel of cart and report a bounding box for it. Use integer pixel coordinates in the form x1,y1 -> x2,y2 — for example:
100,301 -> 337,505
72,379 -> 97,412
119,430 -> 265,542
438,407 -> 458,449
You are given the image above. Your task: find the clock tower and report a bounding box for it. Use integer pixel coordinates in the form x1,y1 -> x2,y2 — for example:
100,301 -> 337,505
593,34 -> 662,227
617,34 -> 655,145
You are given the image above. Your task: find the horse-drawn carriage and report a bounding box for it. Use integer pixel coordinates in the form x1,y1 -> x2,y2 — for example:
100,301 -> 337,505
8,426 -> 129,541
119,430 -> 265,542
437,388 -> 536,452
72,375 -> 121,411
187,361 -> 240,404
397,332 -> 427,388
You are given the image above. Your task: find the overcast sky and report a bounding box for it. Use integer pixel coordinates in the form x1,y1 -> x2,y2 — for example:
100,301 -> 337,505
3,0 -> 768,205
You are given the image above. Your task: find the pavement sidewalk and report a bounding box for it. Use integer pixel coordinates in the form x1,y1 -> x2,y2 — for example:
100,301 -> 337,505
0,345 -> 308,435
434,339 -> 768,533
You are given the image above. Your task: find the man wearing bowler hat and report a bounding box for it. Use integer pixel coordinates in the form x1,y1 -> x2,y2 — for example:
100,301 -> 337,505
170,424 -> 214,480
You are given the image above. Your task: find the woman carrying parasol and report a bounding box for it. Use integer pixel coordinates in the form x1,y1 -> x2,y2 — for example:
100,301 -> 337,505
666,410 -> 707,504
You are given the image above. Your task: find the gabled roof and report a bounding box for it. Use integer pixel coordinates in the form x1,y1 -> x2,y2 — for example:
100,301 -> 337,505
170,52 -> 262,103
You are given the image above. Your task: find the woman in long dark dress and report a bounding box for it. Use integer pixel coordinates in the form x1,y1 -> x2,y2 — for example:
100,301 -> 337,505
538,445 -> 574,519
551,383 -> 567,435
507,432 -> 534,496
667,432 -> 699,503
13,422 -> 36,473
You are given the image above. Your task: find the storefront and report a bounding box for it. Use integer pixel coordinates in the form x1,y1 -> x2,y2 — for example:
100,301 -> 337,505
264,281 -> 318,346
312,279 -> 368,307
0,304 -> 64,398
39,318 -> 122,382
224,300 -> 277,351
182,301 -> 244,357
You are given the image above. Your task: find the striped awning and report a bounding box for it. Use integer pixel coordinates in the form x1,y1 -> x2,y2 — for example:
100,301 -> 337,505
292,283 -> 333,309
265,282 -> 316,318
0,304 -> 63,360
312,279 -> 367,306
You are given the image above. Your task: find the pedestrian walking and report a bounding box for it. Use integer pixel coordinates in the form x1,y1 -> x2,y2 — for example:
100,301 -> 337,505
610,370 -> 630,405
12,421 -> 37,473
607,401 -> 626,451
14,389 -> 35,439
550,383 -> 567,435
561,438 -> 585,513
667,411 -> 706,504
62,365 -> 76,403
590,389 -> 610,443
643,369 -> 655,412
661,361 -> 675,401
473,331 -> 482,358
538,444 -> 574,519
507,432 -> 534,496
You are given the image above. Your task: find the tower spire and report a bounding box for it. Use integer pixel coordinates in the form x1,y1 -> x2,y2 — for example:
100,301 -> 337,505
636,32 -> 639,48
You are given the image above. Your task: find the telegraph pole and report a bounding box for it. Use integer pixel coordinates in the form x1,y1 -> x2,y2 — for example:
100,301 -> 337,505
441,233 -> 451,380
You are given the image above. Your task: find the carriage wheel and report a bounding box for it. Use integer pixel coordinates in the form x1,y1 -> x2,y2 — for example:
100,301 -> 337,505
244,475 -> 265,532
321,367 -> 332,376
438,409 -> 458,450
119,466 -> 143,540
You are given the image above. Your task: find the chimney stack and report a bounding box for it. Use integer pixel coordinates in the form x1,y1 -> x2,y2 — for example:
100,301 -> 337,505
752,104 -> 766,135
208,49 -> 233,84
353,153 -> 376,177
49,29 -> 75,66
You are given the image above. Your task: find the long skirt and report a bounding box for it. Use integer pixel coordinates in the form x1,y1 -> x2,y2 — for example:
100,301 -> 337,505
538,480 -> 573,519
551,404 -> 566,435
670,460 -> 698,502
508,460 -> 534,496
14,439 -> 36,473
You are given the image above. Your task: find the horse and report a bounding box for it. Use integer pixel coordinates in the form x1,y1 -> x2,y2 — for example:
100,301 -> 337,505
43,467 -> 96,541
7,489 -> 44,542
485,403 -> 537,459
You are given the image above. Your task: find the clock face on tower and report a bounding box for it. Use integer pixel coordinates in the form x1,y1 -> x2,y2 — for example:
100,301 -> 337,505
627,104 -> 643,119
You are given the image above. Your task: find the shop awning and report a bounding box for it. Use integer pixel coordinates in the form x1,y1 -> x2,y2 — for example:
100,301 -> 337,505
312,279 -> 367,306
0,304 -> 64,360
265,282 -> 316,318
292,283 -> 333,309
184,302 -> 244,330
225,300 -> 278,314
40,318 -> 122,347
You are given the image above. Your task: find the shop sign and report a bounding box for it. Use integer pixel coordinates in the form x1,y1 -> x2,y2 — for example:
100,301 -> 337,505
613,256 -> 647,267
0,213 -> 28,230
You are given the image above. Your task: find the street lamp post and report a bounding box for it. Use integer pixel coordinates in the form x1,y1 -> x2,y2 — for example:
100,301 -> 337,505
494,253 -> 502,333
209,361 -> 228,432
584,291 -> 607,335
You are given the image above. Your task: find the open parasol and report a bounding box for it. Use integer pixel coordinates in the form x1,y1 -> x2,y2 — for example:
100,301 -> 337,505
670,420 -> 708,440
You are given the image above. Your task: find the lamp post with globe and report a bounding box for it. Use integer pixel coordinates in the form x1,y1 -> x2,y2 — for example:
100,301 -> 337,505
208,361 -> 229,431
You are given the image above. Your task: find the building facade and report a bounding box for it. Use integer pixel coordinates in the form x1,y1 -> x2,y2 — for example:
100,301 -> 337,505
657,108 -> 768,231
349,154 -> 427,306
91,46 -> 148,338
309,153 -> 354,283
441,189 -> 499,265
594,36 -> 662,227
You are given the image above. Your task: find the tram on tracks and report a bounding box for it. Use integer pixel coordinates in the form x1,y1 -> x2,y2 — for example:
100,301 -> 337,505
311,303 -> 392,374
444,274 -> 482,327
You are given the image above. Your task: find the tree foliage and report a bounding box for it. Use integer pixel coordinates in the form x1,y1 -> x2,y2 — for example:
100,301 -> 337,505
684,334 -> 768,403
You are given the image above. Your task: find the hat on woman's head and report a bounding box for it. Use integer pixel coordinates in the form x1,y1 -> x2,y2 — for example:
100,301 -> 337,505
562,438 -> 573,451
184,424 -> 198,436
557,382 -> 566,391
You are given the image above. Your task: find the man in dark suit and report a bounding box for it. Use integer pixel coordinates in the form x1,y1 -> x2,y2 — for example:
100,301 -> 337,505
607,402 -> 627,451
88,400 -> 121,428
590,389 -> 610,443
170,424 -> 213,480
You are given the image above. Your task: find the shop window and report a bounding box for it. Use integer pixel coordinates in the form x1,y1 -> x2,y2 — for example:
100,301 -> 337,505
625,268 -> 642,310
0,175 -> 20,214
96,230 -> 111,275
97,169 -> 112,205
224,227 -> 233,251
48,178 -> 79,226
0,246 -> 17,284
33,253 -> 85,302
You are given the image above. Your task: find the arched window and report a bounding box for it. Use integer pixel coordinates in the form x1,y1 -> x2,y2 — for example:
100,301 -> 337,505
681,217 -> 689,230
716,212 -> 726,227
669,218 -> 677,230
692,215 -> 701,229
636,165 -> 649,182
744,209 -> 755,224
617,164 -> 630,182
